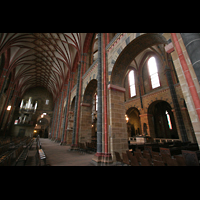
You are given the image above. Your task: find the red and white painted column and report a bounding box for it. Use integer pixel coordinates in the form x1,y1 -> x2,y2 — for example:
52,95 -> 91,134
171,33 -> 200,121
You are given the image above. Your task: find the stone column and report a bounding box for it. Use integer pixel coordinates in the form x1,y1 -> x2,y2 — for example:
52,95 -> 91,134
181,33 -> 200,84
165,64 -> 188,141
97,33 -> 103,154
50,104 -> 56,139
61,80 -> 71,144
108,84 -> 128,162
92,33 -> 103,165
158,45 -> 188,142
72,62 -> 81,148
56,91 -> 64,141
52,98 -> 59,140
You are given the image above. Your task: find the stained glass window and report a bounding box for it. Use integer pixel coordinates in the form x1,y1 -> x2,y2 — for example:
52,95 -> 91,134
166,110 -> 172,130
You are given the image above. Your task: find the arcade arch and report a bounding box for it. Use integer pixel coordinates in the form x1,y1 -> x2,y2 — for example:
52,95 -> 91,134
79,79 -> 97,143
126,107 -> 141,138
147,100 -> 178,140
109,33 -> 177,159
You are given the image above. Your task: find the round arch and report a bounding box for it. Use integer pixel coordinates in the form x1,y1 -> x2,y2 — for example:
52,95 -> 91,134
126,107 -> 141,137
83,79 -> 97,104
147,100 -> 179,139
79,79 -> 98,143
110,33 -> 168,87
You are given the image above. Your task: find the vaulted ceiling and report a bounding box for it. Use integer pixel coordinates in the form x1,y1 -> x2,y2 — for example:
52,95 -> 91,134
0,33 -> 87,101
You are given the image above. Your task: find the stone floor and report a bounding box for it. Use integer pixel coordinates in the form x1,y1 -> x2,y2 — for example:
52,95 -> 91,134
25,138 -> 95,166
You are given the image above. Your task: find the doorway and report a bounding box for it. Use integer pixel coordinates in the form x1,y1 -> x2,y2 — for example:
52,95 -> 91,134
148,100 -> 179,139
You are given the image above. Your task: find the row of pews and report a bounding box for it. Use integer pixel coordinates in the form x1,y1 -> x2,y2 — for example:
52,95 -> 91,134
0,136 -> 34,166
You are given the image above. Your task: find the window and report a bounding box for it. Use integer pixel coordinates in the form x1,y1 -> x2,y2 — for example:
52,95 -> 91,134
128,70 -> 136,97
166,110 -> 172,130
45,99 -> 49,105
148,56 -> 160,89
95,94 -> 98,111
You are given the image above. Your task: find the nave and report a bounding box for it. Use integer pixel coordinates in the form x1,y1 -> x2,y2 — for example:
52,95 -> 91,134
31,138 -> 95,166
1,33 -> 200,166
1,135 -> 200,166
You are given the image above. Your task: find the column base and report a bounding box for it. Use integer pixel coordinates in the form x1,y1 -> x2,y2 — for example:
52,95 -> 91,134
102,153 -> 113,165
55,138 -> 61,143
91,152 -> 103,166
59,141 -> 67,146
70,144 -> 78,151
91,153 -> 113,166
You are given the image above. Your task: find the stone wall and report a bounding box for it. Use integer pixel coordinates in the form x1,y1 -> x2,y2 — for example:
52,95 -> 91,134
108,85 -> 128,161
79,104 -> 92,143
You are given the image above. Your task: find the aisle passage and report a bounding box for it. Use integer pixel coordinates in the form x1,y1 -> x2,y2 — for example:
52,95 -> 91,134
37,139 -> 95,166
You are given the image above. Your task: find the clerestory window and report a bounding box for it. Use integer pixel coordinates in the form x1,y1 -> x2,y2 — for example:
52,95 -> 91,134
128,70 -> 136,97
148,56 -> 160,89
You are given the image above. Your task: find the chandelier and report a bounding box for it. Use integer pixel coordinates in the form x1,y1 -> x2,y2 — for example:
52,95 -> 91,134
19,97 -> 37,113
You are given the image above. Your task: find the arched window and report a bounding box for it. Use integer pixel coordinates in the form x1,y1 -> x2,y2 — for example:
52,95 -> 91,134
147,56 -> 160,89
95,93 -> 98,111
166,110 -> 172,130
128,70 -> 136,97
93,93 -> 98,111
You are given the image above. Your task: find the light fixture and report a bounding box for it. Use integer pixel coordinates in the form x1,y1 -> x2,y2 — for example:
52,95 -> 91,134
7,105 -> 11,111
125,114 -> 129,123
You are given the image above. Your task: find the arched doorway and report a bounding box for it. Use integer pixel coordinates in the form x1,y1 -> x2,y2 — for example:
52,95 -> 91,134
148,100 -> 179,139
34,117 -> 49,138
126,107 -> 141,137
79,79 -> 97,143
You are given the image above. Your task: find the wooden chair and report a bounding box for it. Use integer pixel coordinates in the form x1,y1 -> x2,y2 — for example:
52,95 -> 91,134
122,152 -> 130,166
153,160 -> 165,166
161,153 -> 171,164
159,147 -> 171,156
140,157 -> 152,166
174,155 -> 186,166
143,150 -> 150,154
152,151 -> 163,161
126,150 -> 133,161
151,151 -> 160,157
136,148 -> 141,153
130,155 -> 140,166
166,157 -> 178,166
114,151 -> 123,165
144,146 -> 152,156
143,152 -> 152,164
134,151 -> 143,162
182,150 -> 199,166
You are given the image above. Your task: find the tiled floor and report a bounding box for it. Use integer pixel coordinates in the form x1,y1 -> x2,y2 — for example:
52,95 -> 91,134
26,138 -> 95,166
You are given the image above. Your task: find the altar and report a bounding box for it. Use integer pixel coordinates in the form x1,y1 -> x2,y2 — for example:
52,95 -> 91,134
136,136 -> 151,143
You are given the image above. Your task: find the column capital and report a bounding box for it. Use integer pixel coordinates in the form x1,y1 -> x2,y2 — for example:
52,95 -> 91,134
108,84 -> 126,93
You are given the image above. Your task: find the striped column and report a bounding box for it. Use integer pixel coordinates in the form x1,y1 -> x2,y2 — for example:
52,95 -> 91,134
52,97 -> 60,139
72,62 -> 82,147
97,33 -> 103,154
61,80 -> 71,143
56,92 -> 64,140
92,33 -> 103,165
181,33 -> 200,84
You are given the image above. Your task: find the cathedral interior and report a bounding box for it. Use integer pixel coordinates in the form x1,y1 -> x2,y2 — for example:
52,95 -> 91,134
1,33 -> 200,166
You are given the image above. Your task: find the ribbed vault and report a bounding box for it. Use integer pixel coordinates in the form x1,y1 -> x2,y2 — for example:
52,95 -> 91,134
0,33 -> 86,101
